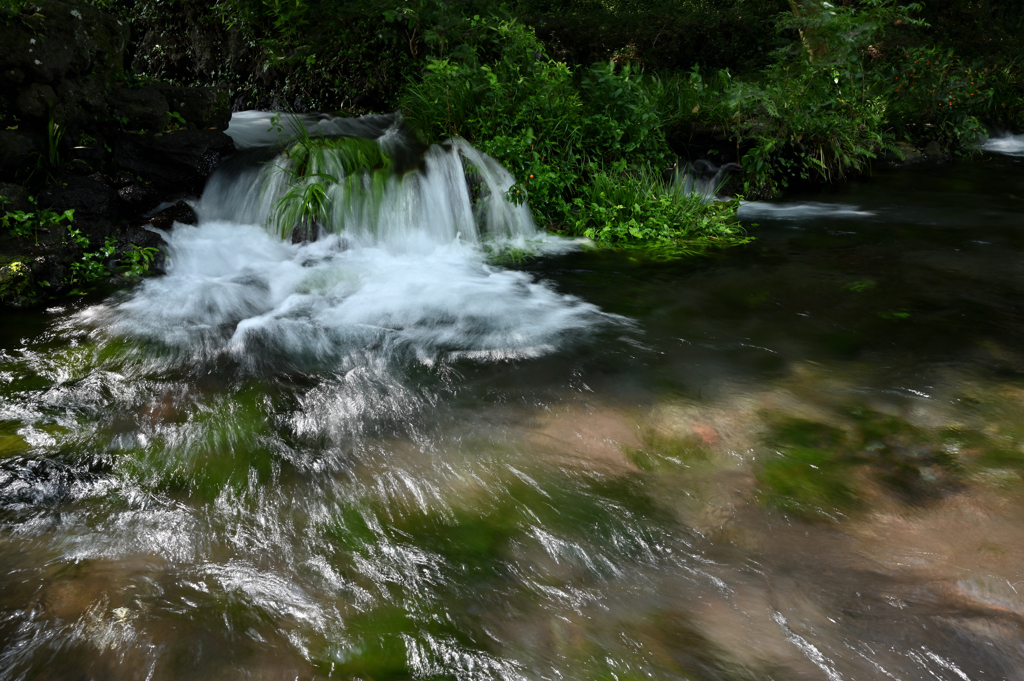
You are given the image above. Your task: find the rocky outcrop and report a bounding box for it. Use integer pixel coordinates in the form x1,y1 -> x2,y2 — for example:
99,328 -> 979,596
0,131 -> 36,176
108,83 -> 231,132
0,0 -> 236,308
0,0 -> 128,136
0,0 -> 234,183
114,129 -> 235,198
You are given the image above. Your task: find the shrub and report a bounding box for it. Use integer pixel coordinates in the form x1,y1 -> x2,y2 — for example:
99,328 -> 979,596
402,16 -> 744,252
570,164 -> 749,255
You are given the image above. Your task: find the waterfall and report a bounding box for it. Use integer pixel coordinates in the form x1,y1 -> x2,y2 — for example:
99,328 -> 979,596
666,159 -> 743,201
79,112 -> 611,371
204,114 -> 537,248
981,133 -> 1024,157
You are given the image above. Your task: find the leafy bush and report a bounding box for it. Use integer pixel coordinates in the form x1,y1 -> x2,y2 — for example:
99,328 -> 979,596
65,227 -> 115,286
664,0 -> 1009,197
124,244 -> 160,277
1,197 -> 74,244
403,18 -> 585,225
571,164 -> 749,255
403,17 -> 743,251
886,47 -> 990,146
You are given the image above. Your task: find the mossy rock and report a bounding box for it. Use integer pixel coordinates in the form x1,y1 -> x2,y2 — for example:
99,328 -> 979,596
755,410 -> 967,520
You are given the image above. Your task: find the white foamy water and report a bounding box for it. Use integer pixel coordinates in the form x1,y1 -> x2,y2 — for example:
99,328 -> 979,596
82,113 -> 611,369
86,222 -> 605,368
737,201 -> 875,220
981,134 -> 1024,157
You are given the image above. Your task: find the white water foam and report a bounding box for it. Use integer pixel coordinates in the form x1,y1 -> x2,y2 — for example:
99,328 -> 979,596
85,221 -> 605,368
737,201 -> 875,220
981,134 -> 1024,157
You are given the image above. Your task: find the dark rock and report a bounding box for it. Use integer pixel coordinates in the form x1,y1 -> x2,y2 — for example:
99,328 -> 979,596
924,141 -> 945,159
4,67 -> 25,84
0,0 -> 128,84
38,175 -> 116,220
110,171 -> 134,188
0,183 -> 30,212
0,131 -> 36,176
0,258 -> 38,308
109,86 -> 169,132
69,141 -> 106,168
15,83 -> 58,119
116,184 -> 158,214
154,84 -> 231,131
27,255 -> 68,294
114,129 -> 235,196
0,255 -> 68,308
888,142 -> 923,165
146,200 -> 197,231
112,225 -> 168,276
54,72 -> 113,129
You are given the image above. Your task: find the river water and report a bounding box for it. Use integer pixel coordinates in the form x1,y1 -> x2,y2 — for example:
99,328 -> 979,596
2,127 -> 1024,680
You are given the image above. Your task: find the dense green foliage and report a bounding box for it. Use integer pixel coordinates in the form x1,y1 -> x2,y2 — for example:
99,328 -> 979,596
572,167 -> 748,254
62,0 -> 1024,249
402,18 -> 749,247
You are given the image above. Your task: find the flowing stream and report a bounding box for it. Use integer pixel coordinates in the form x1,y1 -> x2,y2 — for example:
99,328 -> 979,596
2,118 -> 1024,680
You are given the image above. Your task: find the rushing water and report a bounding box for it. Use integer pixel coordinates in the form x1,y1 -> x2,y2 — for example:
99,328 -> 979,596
3,124 -> 1024,680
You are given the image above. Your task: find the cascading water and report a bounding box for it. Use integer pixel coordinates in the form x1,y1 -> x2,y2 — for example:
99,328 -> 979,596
668,159 -> 742,201
981,133 -> 1024,156
82,113 -> 610,371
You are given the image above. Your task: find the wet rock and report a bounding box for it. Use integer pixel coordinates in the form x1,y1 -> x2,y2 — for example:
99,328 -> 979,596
114,224 -> 168,275
116,183 -> 159,214
145,200 -> 197,231
0,258 -> 34,307
109,85 -> 169,132
0,255 -> 68,308
114,129 -> 235,196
